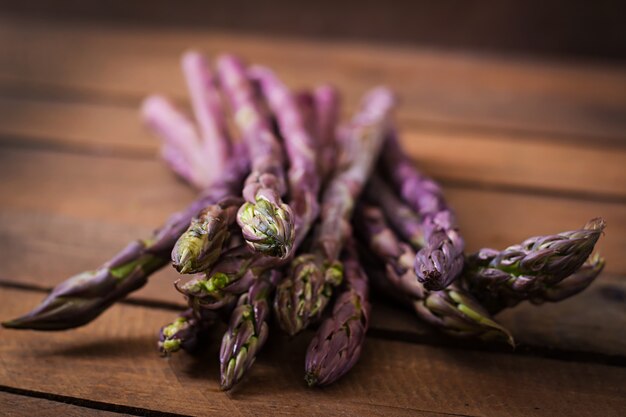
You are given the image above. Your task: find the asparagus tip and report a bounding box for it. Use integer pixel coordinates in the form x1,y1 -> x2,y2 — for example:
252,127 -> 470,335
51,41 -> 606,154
304,372 -> 319,387
174,247 -> 193,274
238,198 -> 294,259
1,319 -> 23,329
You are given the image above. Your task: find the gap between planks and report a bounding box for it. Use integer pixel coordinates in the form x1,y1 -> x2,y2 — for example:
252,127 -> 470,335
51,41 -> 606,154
1,279 -> 624,368
0,387 -> 191,417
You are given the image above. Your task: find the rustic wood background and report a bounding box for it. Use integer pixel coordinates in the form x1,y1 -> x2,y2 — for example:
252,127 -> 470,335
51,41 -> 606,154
0,4 -> 625,417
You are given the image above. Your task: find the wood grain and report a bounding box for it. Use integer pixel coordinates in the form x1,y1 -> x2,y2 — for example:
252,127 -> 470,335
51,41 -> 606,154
1,288 -> 625,417
0,17 -> 625,141
1,96 -> 625,199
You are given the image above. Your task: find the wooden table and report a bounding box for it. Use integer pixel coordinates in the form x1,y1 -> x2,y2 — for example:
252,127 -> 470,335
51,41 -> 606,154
0,15 -> 625,417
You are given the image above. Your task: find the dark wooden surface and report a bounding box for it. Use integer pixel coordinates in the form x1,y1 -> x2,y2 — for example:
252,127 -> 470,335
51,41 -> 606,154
0,15 -> 625,417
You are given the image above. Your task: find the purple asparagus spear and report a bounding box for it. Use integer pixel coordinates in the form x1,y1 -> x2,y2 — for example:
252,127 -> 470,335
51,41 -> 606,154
142,51 -> 234,189
463,218 -> 606,313
3,51 -> 247,331
249,66 -> 321,250
305,241 -> 370,386
365,174 -> 426,249
181,51 -> 232,174
274,87 -> 395,336
381,130 -> 464,291
312,85 -> 340,181
158,308 -> 218,356
354,204 -> 513,345
219,269 -> 281,390
216,54 -> 295,259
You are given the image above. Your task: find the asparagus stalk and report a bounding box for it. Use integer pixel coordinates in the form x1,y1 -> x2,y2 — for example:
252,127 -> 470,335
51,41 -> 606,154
219,269 -> 281,390
365,175 -> 425,248
171,196 -> 243,274
141,95 -> 209,188
158,308 -> 218,356
305,241 -> 370,386
2,162 -> 245,331
181,51 -> 232,175
274,87 -> 395,336
355,204 -> 513,345
142,52 -> 233,189
312,85 -> 340,181
464,218 -> 606,313
216,54 -> 295,259
250,66 -> 321,250
381,130 -> 464,291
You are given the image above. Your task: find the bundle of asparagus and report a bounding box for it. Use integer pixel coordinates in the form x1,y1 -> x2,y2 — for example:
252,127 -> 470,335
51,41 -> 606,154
2,51 -> 607,391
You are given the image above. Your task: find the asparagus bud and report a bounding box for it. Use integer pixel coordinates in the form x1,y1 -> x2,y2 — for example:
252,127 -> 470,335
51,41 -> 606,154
273,255 -> 343,336
220,269 -> 280,390
158,308 -> 217,355
464,218 -> 606,312
305,242 -> 370,386
172,197 -> 242,274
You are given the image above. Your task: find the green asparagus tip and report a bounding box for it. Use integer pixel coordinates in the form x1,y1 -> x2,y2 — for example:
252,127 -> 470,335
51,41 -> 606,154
1,319 -> 22,329
160,339 -> 182,354
177,248 -> 193,274
304,372 -> 319,387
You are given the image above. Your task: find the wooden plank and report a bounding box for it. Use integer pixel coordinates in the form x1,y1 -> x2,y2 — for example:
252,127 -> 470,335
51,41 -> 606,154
0,147 -> 195,228
0,391 -> 120,417
0,147 -> 622,274
1,96 -> 625,199
0,96 -> 150,156
403,128 -> 626,200
0,17 -> 625,141
1,288 -> 625,417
